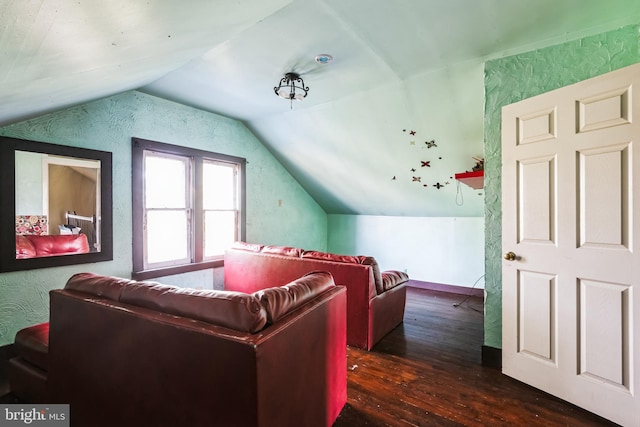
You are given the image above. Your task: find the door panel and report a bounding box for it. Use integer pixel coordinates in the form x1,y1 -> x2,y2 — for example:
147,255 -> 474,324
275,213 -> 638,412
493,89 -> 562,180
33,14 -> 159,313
577,87 -> 630,133
518,270 -> 555,362
517,108 -> 556,145
578,279 -> 629,389
578,143 -> 631,249
518,156 -> 556,244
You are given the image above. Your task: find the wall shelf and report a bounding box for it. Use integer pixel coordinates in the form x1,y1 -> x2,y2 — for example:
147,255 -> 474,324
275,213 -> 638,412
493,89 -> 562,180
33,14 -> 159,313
454,170 -> 484,190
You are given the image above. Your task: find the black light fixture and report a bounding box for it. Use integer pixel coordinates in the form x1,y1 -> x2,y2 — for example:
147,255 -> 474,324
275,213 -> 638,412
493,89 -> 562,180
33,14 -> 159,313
274,72 -> 309,109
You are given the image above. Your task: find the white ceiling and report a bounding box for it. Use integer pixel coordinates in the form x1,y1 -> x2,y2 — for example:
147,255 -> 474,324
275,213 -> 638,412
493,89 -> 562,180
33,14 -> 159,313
3,1 -> 640,216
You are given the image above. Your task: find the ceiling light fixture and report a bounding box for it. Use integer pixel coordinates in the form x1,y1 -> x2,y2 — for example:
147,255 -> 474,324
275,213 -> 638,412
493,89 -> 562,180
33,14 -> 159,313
274,72 -> 309,109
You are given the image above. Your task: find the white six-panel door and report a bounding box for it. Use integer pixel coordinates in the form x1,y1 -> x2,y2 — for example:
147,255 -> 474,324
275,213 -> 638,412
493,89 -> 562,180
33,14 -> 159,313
502,63 -> 640,426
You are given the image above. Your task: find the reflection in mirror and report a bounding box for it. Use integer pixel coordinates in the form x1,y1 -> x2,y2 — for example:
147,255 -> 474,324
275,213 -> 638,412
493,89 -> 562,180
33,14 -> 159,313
0,136 -> 112,272
15,152 -> 102,258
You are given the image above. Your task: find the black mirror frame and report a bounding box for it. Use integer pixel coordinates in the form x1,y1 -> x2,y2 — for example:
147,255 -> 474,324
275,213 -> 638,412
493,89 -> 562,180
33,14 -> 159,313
0,136 -> 113,272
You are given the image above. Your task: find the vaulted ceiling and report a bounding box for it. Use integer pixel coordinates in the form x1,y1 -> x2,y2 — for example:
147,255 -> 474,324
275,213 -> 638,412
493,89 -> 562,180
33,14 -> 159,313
3,0 -> 640,216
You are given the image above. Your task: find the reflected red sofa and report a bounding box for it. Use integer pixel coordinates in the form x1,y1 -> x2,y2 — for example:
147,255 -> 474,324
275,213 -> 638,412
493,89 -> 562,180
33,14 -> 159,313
10,272 -> 346,427
224,242 -> 409,350
15,234 -> 89,258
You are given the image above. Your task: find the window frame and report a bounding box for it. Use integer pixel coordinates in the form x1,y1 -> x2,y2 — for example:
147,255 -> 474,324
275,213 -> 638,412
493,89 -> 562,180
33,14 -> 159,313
132,137 -> 246,280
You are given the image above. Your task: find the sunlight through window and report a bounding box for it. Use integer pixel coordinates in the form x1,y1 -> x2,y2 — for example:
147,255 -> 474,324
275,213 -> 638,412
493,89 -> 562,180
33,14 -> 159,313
132,138 -> 245,277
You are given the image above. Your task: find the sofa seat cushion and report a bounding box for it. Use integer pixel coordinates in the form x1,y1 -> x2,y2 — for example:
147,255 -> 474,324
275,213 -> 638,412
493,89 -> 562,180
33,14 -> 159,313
254,271 -> 335,323
14,322 -> 49,371
381,270 -> 409,292
120,285 -> 268,333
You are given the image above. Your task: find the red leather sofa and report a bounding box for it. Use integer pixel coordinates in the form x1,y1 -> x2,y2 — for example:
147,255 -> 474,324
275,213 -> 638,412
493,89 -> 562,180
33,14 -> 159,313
15,234 -> 89,258
9,272 -> 347,427
224,242 -> 409,350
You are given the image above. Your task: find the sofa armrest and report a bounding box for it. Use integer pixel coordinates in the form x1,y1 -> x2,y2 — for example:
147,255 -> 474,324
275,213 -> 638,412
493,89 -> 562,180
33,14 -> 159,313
253,285 -> 347,426
254,271 -> 335,323
381,270 -> 409,292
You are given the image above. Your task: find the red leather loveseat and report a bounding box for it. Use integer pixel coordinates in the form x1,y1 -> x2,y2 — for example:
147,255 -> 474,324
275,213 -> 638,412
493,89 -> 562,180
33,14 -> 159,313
9,272 -> 346,427
15,234 -> 89,258
224,242 -> 409,350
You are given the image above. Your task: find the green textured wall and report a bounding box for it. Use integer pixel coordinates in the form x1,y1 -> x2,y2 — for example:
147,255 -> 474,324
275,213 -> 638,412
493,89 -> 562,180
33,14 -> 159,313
0,91 -> 326,346
483,24 -> 640,348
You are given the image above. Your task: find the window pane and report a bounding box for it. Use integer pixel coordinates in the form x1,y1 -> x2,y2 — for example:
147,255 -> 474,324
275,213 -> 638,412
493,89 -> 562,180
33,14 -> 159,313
145,155 -> 187,208
146,210 -> 189,264
203,161 -> 235,210
204,211 -> 236,258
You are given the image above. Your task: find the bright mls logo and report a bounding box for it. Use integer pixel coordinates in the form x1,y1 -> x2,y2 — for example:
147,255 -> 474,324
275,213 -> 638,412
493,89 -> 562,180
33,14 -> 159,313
0,405 -> 69,426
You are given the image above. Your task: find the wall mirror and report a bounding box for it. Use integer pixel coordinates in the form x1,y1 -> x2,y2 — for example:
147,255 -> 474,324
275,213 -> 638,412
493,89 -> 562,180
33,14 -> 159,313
0,136 -> 113,272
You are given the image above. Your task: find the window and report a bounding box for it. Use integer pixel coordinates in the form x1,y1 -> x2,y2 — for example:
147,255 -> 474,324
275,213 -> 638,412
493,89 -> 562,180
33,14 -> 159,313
132,138 -> 245,279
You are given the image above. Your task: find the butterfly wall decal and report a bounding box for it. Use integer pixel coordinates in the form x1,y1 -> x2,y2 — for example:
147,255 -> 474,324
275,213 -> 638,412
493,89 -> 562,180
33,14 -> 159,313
425,140 -> 437,149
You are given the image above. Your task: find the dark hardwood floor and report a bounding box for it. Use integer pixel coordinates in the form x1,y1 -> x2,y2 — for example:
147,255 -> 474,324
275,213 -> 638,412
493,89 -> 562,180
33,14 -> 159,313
333,287 -> 617,427
0,287 -> 618,426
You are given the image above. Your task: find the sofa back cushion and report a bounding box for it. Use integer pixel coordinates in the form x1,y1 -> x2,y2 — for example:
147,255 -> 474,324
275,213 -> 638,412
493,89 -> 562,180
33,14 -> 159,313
121,286 -> 268,333
302,251 -> 385,294
254,271 -> 335,323
65,272 -> 141,301
231,241 -> 264,252
32,234 -> 90,256
358,257 -> 384,294
27,234 -> 90,256
15,235 -> 37,259
301,250 -> 360,264
261,245 -> 303,257
65,273 -> 268,333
